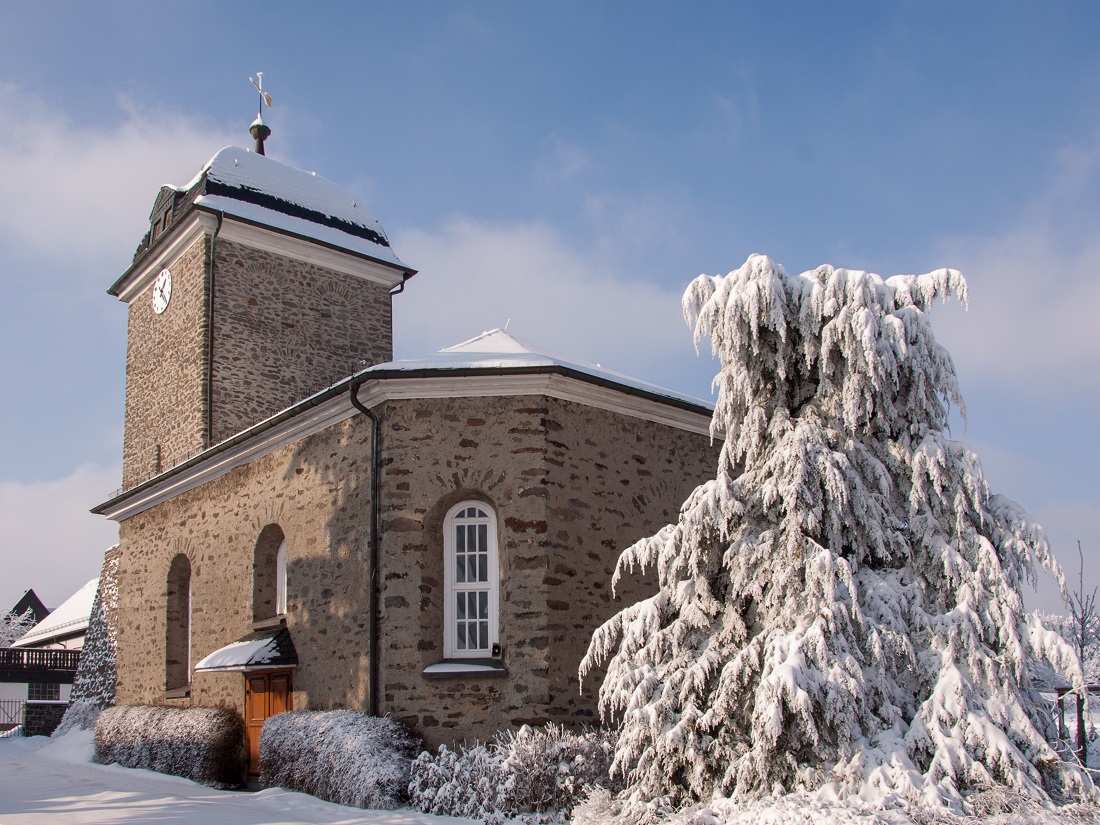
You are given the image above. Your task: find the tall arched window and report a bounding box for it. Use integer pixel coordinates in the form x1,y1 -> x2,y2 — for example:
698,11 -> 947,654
165,554 -> 192,691
443,502 -> 499,658
253,525 -> 288,622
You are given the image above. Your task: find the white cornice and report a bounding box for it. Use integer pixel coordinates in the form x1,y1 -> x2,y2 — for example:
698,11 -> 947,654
114,213 -> 216,303
210,216 -> 408,287
113,210 -> 408,304
99,372 -> 717,522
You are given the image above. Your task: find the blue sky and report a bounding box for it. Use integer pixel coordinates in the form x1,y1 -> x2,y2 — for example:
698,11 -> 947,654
0,2 -> 1097,612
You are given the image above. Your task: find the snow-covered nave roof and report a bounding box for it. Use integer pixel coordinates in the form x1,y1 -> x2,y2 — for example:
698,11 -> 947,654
365,328 -> 711,410
12,579 -> 98,648
93,328 -> 714,521
114,146 -> 413,295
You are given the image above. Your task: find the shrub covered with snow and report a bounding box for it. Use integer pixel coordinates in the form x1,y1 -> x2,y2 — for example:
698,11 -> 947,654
52,699 -> 103,738
410,723 -> 620,823
260,710 -> 416,809
581,255 -> 1093,816
94,704 -> 246,788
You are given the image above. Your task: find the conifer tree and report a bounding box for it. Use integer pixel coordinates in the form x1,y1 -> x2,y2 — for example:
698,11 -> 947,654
581,255 -> 1087,810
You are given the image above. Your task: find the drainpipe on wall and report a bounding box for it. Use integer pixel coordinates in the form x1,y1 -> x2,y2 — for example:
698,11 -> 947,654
348,377 -> 380,717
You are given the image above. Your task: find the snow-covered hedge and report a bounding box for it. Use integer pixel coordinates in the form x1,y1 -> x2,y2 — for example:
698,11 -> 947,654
260,710 -> 417,809
410,723 -> 620,823
94,705 -> 246,788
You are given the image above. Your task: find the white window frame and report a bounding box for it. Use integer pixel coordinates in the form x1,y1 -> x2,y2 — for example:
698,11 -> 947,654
443,502 -> 499,659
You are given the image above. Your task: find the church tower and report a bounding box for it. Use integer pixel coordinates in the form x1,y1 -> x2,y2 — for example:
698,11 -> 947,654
109,132 -> 415,490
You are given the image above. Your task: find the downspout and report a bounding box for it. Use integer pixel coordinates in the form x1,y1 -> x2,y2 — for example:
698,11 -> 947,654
348,377 -> 380,717
205,211 -> 224,446
389,272 -> 410,296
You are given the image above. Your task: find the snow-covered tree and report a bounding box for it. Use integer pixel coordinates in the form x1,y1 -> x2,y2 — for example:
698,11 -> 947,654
0,609 -> 36,647
581,254 -> 1088,813
70,546 -> 120,708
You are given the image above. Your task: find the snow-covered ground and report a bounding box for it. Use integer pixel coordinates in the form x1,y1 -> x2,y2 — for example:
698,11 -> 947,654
0,731 -> 473,825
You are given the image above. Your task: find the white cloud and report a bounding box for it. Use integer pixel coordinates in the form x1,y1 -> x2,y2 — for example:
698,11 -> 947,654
535,132 -> 590,185
930,131 -> 1100,398
0,84 -> 237,267
391,217 -> 717,399
0,463 -> 120,614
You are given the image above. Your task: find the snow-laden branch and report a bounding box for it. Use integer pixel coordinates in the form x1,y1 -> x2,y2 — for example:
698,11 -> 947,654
583,254 -> 1087,814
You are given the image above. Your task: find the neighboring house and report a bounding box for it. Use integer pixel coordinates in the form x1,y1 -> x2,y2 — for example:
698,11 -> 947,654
92,127 -> 720,775
0,580 -> 94,732
8,590 -> 50,627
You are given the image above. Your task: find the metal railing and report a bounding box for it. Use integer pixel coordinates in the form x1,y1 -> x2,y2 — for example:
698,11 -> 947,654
0,648 -> 80,671
0,699 -> 23,727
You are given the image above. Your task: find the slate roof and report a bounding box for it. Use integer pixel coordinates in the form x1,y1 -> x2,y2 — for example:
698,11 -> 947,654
8,589 -> 50,625
112,146 -> 413,295
12,579 -> 98,648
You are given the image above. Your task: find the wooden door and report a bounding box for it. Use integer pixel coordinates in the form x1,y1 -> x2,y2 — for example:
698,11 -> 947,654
245,670 -> 292,779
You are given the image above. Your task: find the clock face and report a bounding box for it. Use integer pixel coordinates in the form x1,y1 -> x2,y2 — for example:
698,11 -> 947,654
152,269 -> 172,314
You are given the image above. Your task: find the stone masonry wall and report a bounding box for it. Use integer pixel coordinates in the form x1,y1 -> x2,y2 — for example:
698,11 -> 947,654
113,391 -> 718,750
542,400 -> 718,723
115,414 -> 376,716
122,237 -> 210,488
209,240 -> 393,444
374,395 -> 720,748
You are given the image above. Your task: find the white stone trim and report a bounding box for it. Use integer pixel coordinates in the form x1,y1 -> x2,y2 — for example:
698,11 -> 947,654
114,213 -> 217,303
356,373 -> 715,436
212,216 -> 407,287
113,210 -> 407,304
99,371 -> 717,522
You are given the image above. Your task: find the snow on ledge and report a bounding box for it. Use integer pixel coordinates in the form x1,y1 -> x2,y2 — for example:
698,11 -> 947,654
423,660 -> 507,679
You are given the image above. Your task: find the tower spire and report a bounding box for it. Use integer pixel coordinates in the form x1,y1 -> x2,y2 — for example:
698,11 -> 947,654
248,72 -> 273,155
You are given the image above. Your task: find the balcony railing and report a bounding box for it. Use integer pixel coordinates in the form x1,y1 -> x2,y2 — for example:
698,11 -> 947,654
0,648 -> 80,671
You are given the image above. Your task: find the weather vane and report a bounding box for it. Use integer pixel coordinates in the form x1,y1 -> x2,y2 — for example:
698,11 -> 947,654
250,72 -> 273,118
248,72 -> 274,156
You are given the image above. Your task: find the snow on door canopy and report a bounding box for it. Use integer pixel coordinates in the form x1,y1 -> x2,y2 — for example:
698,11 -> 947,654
581,254 -> 1089,816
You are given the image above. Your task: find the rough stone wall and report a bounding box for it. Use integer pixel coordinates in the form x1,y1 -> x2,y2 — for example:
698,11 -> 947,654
541,400 -> 718,723
112,391 -> 718,750
209,240 -> 393,444
374,395 -> 720,748
122,237 -> 209,488
374,396 -> 554,746
24,702 -> 67,737
114,414 -> 376,718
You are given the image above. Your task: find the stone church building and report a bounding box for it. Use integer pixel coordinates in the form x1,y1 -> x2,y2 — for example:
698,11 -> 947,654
93,133 -> 718,773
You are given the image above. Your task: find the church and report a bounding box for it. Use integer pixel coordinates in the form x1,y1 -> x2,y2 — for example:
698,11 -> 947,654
92,121 -> 719,775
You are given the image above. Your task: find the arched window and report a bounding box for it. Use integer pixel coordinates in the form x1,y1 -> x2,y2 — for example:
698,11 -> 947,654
443,502 -> 499,659
276,539 -> 287,616
253,525 -> 287,622
165,554 -> 192,691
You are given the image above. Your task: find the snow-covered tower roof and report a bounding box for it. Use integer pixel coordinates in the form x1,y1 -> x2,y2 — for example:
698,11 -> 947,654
110,146 -> 414,296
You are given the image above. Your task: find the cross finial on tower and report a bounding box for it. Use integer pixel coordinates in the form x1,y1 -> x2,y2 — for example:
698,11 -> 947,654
248,72 -> 274,155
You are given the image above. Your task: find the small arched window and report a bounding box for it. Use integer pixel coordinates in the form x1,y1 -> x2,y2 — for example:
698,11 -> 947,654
443,502 -> 499,659
275,539 -> 287,616
253,525 -> 287,623
165,554 -> 192,691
